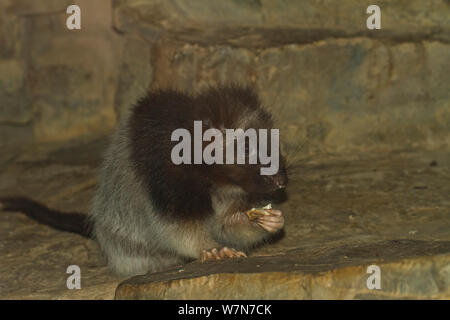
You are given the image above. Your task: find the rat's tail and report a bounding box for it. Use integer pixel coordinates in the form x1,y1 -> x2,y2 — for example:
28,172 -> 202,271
0,196 -> 91,237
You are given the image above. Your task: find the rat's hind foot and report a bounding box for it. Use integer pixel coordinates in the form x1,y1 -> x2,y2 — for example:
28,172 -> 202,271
200,247 -> 247,262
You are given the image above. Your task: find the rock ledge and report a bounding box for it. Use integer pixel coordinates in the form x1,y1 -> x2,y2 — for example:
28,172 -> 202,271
115,240 -> 450,299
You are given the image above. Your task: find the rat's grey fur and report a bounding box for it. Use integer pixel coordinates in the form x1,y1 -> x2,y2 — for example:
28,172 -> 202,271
89,117 -> 271,276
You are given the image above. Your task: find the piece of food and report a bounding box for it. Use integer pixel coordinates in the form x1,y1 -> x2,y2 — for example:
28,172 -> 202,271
246,203 -> 272,221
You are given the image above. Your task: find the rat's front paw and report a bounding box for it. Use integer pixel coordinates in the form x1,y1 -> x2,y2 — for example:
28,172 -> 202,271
256,209 -> 284,233
200,247 -> 247,262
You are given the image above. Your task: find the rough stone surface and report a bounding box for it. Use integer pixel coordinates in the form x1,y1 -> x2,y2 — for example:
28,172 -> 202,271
113,0 -> 450,47
6,0 -> 71,16
0,59 -> 30,125
0,140 -> 449,299
28,35 -> 117,142
24,0 -> 121,143
0,1 -> 29,131
114,38 -> 153,119
116,241 -> 450,299
0,0 -> 122,146
148,39 -> 450,155
0,1 -> 23,60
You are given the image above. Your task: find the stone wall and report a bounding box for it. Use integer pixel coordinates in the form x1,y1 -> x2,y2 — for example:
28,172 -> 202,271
0,0 -> 122,146
1,0 -> 449,156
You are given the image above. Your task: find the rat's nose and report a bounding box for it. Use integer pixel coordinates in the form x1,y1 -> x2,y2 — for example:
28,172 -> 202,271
272,172 -> 287,189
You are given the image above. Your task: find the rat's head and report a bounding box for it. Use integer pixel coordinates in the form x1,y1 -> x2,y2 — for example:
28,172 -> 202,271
196,85 -> 289,195
222,154 -> 289,194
